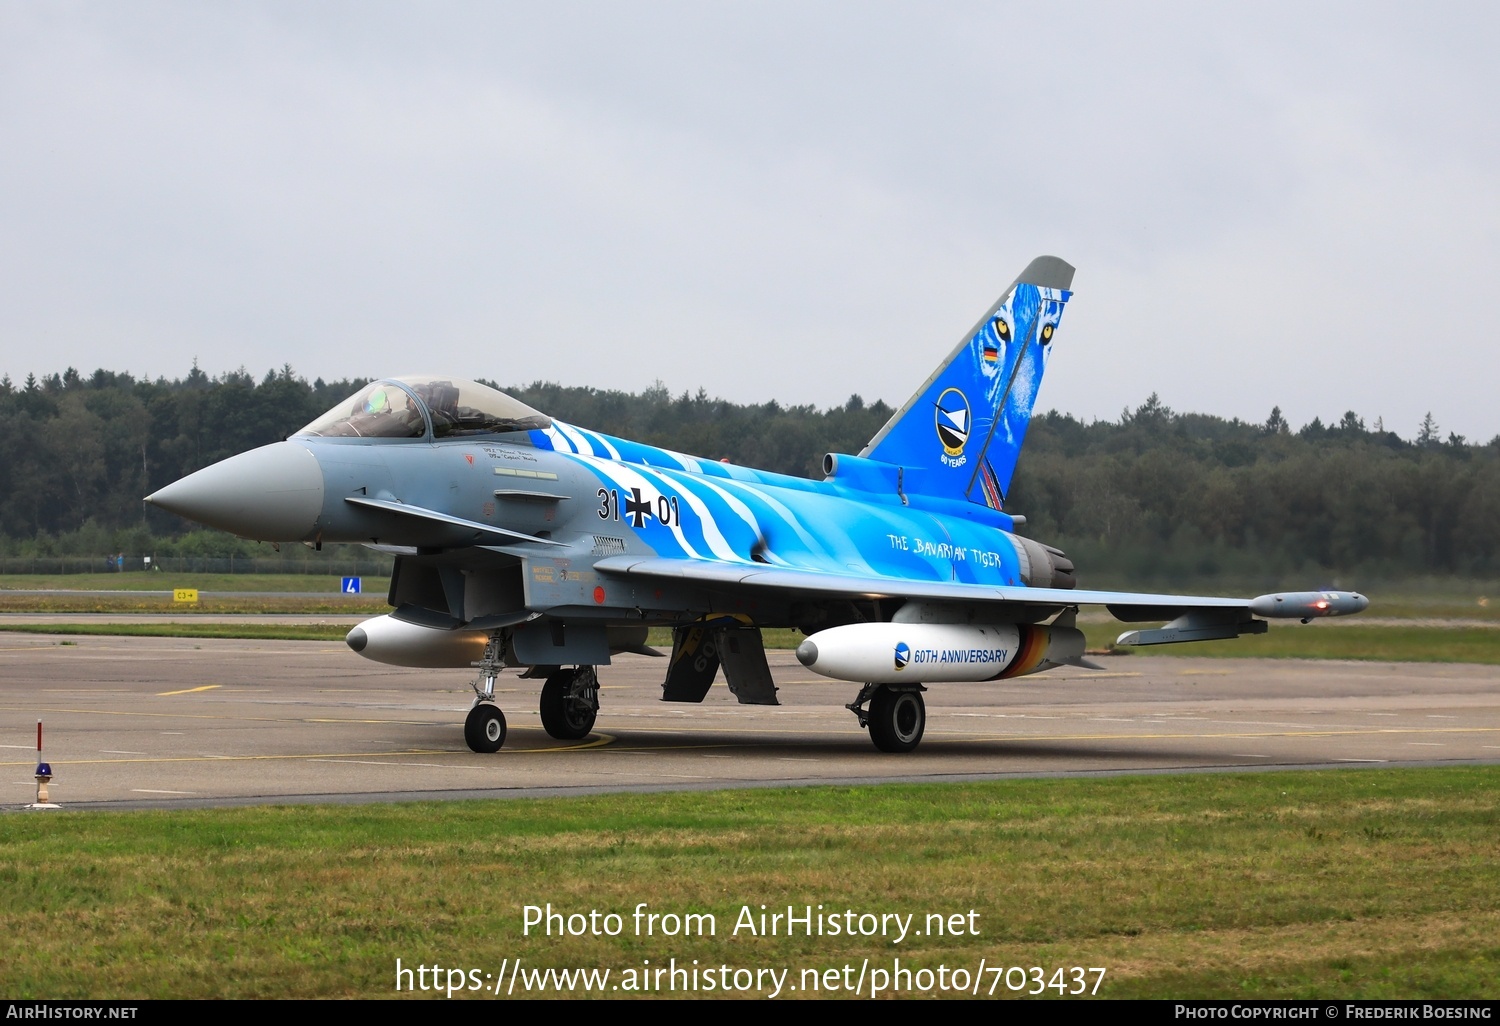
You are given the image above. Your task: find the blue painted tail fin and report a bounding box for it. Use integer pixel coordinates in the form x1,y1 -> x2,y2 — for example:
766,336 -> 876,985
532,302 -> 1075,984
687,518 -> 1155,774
861,256 -> 1074,511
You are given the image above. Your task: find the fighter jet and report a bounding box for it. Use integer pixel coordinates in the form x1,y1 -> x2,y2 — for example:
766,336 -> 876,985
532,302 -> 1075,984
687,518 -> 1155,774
145,257 -> 1367,754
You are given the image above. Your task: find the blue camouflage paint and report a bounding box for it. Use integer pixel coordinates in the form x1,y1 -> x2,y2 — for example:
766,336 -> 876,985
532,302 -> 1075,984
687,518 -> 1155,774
515,273 -> 1072,590
529,423 -> 1030,587
860,282 -> 1071,510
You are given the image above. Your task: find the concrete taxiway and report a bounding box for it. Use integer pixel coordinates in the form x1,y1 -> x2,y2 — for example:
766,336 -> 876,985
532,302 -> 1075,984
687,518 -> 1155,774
1,633 -> 1496,809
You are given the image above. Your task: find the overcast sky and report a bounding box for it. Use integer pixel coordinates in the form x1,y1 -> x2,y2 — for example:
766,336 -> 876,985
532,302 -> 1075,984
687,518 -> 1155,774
2,2 -> 1497,441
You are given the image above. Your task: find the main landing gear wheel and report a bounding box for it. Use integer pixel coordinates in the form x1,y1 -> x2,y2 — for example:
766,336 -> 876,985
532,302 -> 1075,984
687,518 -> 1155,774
540,665 -> 599,740
868,686 -> 925,753
464,703 -> 507,753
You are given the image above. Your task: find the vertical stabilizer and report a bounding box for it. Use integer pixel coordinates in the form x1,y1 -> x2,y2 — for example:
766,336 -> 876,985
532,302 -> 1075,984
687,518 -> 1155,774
860,256 -> 1074,510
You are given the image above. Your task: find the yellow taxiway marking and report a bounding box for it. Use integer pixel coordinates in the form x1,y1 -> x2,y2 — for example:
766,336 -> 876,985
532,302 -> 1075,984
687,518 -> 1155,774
0,703 -> 446,725
1048,672 -> 1143,680
577,724 -> 1500,753
0,733 -> 614,767
156,685 -> 222,696
956,726 -> 1500,744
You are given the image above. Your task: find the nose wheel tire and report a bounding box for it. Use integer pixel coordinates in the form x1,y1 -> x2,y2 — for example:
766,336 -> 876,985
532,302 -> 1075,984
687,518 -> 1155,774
868,686 -> 925,753
464,703 -> 507,753
540,666 -> 599,740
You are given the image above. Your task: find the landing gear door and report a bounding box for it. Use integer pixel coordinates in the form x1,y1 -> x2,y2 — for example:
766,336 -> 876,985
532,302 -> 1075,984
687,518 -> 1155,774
717,627 -> 779,706
661,626 -> 719,703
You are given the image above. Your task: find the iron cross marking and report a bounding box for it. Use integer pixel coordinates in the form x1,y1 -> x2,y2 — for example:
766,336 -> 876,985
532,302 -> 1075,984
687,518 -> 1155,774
624,487 -> 654,529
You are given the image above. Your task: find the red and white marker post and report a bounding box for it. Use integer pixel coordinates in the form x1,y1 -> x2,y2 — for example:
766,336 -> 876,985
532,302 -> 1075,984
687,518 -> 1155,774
26,719 -> 59,810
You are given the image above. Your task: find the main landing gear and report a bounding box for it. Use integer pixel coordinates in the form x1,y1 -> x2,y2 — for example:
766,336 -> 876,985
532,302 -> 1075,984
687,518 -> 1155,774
463,635 -> 601,752
847,682 -> 926,753
540,665 -> 599,741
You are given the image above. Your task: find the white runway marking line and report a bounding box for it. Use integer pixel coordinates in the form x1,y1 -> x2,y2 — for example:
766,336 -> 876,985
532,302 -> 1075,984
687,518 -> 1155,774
1336,758 -> 1388,763
1210,720 -> 1321,729
307,759 -> 475,770
130,789 -> 197,795
100,750 -> 147,755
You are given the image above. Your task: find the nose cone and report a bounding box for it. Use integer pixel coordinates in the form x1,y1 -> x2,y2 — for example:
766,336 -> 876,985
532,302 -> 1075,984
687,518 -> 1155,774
146,441 -> 324,541
795,639 -> 818,667
346,626 -> 368,653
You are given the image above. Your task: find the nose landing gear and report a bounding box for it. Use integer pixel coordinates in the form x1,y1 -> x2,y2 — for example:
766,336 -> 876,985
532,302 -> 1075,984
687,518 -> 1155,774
464,632 -> 508,753
464,703 -> 507,753
463,633 -> 600,752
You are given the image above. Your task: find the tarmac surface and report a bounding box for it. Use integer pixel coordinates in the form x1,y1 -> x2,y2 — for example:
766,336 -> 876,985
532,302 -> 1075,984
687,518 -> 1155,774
2,632 -> 1497,810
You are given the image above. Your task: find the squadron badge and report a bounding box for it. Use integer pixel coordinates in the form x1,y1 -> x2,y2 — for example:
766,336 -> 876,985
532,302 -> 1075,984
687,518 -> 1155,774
935,387 -> 970,467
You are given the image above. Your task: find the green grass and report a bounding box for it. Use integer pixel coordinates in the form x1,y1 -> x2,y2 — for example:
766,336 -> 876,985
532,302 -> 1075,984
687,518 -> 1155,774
1359,599 -> 1498,621
1,768 -> 1497,998
0,623 -> 353,642
0,575 -> 1495,663
1089,623 -> 1500,664
0,573 -> 392,594
655,625 -> 1500,665
2,622 -> 1496,664
0,593 -> 386,615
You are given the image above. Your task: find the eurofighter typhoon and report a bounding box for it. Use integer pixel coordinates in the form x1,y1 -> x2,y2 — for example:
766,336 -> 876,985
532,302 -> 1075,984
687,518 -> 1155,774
146,257 -> 1367,753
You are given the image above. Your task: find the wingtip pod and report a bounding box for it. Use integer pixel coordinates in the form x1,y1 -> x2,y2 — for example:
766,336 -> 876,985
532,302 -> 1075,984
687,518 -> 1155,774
1248,591 -> 1369,619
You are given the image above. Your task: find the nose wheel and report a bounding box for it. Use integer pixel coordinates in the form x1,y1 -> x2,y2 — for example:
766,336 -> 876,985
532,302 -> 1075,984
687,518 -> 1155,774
464,702 -> 507,753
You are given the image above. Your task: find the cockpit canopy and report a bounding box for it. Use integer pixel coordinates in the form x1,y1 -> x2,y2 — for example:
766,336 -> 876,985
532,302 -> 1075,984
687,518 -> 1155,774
296,376 -> 551,440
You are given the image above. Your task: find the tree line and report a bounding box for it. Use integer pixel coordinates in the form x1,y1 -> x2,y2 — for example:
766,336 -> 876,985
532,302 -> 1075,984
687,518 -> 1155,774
1,366 -> 1495,583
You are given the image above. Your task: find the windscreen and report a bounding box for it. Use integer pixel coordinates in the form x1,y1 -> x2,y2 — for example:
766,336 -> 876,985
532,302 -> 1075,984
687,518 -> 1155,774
401,376 -> 551,437
295,377 -> 550,439
296,381 -> 427,438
